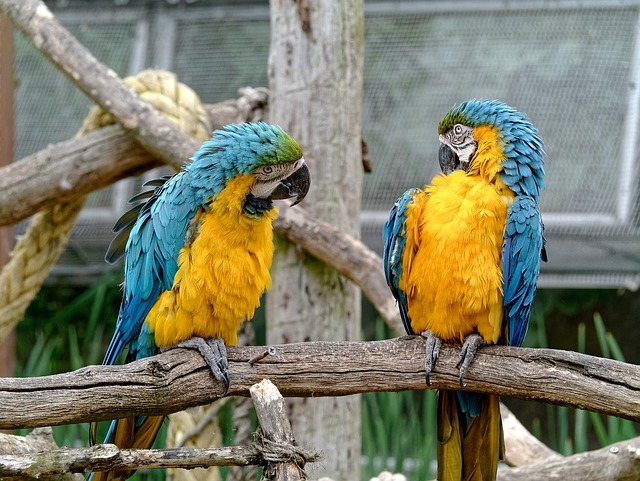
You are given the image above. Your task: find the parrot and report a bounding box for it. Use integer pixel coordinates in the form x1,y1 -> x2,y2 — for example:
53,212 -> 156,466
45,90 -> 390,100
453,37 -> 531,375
89,121 -> 310,481
382,99 -> 545,481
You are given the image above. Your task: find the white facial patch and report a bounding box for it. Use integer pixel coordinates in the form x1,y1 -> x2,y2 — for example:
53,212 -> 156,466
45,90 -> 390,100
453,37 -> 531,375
441,124 -> 476,167
251,157 -> 305,199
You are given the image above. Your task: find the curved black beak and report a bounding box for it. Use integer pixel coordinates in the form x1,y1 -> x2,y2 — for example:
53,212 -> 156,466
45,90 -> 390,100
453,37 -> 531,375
439,144 -> 460,175
270,162 -> 310,206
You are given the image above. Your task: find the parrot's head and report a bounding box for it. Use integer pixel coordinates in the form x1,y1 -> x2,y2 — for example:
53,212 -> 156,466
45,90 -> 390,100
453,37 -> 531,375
437,99 -> 544,200
190,122 -> 310,209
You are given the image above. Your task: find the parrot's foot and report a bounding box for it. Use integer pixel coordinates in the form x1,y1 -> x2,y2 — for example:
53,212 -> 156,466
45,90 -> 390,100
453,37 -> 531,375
456,333 -> 484,388
420,330 -> 442,386
173,337 -> 229,395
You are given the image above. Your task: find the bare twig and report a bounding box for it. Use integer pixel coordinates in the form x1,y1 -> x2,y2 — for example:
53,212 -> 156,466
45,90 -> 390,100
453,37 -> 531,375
1,339 -> 639,430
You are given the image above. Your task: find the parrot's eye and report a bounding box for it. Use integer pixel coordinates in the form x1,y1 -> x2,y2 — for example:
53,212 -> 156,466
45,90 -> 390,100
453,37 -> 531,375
453,124 -> 464,136
261,166 -> 274,175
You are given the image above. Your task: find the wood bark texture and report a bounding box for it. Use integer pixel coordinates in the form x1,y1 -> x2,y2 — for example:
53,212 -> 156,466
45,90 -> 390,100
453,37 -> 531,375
1,339 -> 639,430
0,94 -> 263,227
0,427 -> 83,481
498,436 -> 640,481
250,379 -> 317,481
0,443 -> 261,479
267,1 -> 365,479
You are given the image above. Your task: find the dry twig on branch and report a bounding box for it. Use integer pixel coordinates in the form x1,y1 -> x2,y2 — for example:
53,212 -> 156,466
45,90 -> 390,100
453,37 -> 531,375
1,338 -> 639,430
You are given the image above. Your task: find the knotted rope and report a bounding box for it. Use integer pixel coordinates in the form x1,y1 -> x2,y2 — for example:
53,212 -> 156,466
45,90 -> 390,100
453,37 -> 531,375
253,430 -> 320,480
0,69 -> 211,341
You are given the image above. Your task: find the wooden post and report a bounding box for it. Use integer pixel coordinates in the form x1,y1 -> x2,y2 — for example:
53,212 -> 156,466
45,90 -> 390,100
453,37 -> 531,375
0,12 -> 16,376
267,1 -> 364,479
249,379 -> 318,481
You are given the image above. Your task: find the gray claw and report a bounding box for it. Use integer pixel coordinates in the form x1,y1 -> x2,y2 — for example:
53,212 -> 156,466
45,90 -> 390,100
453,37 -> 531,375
421,330 -> 442,386
173,337 -> 229,395
456,333 -> 484,388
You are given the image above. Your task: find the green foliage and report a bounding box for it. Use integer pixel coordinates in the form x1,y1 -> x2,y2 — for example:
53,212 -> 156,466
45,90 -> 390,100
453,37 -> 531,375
362,389 -> 437,479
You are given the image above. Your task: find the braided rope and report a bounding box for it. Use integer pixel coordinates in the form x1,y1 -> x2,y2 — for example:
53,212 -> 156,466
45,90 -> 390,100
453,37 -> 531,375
0,69 -> 211,341
253,429 -> 320,480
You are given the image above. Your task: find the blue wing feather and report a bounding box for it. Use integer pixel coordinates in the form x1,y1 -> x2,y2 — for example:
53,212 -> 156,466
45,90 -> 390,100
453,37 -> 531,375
382,188 -> 421,335
502,196 -> 545,347
102,173 -> 199,365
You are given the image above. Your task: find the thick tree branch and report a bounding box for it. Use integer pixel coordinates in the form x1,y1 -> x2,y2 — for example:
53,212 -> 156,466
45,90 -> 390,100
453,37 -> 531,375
0,0 -> 199,169
498,436 -> 640,481
0,98 -> 251,227
1,339 -> 639,430
273,205 -> 403,333
0,126 -> 159,226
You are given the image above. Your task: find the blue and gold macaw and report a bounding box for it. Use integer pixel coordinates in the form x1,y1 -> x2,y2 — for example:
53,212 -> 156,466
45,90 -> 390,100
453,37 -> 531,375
90,122 -> 310,481
383,100 -> 545,481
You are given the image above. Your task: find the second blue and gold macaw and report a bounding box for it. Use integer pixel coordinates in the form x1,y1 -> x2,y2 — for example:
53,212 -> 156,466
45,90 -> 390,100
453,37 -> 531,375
90,122 -> 309,481
383,100 -> 546,481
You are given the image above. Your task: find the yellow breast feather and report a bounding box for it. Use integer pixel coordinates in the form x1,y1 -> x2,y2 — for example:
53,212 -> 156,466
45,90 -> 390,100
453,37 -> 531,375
146,174 -> 277,347
401,126 -> 515,345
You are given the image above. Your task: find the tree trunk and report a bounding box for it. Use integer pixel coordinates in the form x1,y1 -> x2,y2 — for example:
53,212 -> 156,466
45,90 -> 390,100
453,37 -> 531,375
267,1 -> 364,479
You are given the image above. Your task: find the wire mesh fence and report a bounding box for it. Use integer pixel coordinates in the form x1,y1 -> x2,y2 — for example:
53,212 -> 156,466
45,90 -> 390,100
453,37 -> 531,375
11,0 -> 640,288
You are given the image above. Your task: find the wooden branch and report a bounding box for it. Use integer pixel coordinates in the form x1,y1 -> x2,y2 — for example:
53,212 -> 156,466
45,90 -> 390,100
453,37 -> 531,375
1,339 -> 639,430
3,423 -> 638,481
1,381 -> 318,479
0,428 -> 83,481
499,404 -> 562,467
0,443 -> 261,479
498,436 -> 640,481
0,126 -> 159,226
250,380 -> 318,480
273,204 -> 403,332
0,0 -> 199,169
0,98 -> 248,227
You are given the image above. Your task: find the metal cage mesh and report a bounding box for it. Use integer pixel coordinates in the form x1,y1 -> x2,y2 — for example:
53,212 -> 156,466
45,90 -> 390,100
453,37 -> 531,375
12,0 -> 640,288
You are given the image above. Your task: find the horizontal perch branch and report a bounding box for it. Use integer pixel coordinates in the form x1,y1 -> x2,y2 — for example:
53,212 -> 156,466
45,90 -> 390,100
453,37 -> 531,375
1,338 -> 639,430
0,444 -> 261,479
1,380 -> 317,480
